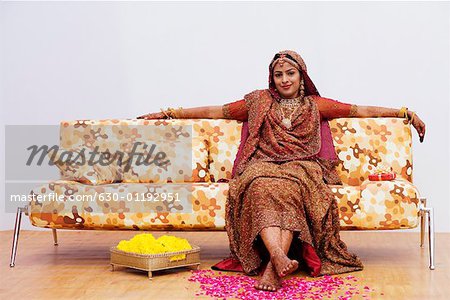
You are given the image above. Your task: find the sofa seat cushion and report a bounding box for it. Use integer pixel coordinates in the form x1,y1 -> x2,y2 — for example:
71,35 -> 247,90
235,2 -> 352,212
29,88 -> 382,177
330,177 -> 420,229
29,178 -> 420,231
29,180 -> 227,230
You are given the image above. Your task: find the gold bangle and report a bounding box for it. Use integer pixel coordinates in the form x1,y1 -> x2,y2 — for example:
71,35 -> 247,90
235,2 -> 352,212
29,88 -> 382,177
398,107 -> 408,118
160,108 -> 171,119
167,107 -> 184,118
166,107 -> 177,119
176,107 -> 184,118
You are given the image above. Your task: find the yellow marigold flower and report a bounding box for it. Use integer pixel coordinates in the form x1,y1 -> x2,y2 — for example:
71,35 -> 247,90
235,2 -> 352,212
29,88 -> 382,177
116,233 -> 192,261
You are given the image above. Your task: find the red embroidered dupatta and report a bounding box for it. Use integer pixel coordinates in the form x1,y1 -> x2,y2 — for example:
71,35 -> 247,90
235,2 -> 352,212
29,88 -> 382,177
212,51 -> 360,276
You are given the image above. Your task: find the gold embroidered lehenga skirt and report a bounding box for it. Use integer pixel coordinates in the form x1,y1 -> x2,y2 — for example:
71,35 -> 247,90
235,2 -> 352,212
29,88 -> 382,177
226,159 -> 364,276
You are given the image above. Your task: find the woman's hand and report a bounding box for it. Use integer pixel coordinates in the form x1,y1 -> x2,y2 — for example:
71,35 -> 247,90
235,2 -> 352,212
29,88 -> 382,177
409,112 -> 426,143
136,112 -> 167,120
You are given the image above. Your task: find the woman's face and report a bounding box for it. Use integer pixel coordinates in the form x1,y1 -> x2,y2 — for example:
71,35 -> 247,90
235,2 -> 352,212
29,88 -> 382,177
272,61 -> 301,99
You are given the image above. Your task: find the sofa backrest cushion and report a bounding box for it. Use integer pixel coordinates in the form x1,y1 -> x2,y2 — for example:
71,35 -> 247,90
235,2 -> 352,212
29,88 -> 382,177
60,119 -> 211,183
60,117 -> 412,186
329,117 -> 413,185
206,118 -> 413,186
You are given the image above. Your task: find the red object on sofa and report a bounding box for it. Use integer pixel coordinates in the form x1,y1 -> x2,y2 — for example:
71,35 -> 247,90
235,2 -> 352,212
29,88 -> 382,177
368,172 -> 396,181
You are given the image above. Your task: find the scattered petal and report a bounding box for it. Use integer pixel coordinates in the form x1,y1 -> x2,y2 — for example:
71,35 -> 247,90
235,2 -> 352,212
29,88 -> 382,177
188,270 -> 378,299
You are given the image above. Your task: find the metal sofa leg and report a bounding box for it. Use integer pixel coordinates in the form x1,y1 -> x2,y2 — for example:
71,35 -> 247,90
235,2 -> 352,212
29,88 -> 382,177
10,206 -> 27,267
426,206 -> 436,270
419,197 -> 435,270
420,198 -> 426,248
52,229 -> 58,246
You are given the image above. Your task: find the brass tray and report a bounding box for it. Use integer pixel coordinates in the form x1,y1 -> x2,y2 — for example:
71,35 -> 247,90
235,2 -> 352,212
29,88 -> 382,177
110,245 -> 200,279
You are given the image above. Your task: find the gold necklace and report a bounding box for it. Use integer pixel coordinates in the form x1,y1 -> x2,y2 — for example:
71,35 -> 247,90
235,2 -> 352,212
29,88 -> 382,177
278,97 -> 303,129
279,104 -> 301,129
279,96 -> 302,107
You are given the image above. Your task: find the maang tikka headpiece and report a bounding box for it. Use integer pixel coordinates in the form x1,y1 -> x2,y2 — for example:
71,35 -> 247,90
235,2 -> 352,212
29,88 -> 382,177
278,54 -> 286,67
270,52 -> 301,71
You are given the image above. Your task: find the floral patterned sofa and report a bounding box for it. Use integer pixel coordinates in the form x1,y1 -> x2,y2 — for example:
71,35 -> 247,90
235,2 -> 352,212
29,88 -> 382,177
9,118 -> 435,269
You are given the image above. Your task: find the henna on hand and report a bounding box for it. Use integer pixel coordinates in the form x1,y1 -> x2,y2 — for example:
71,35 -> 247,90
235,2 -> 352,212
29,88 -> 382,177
409,111 -> 426,143
136,112 -> 166,120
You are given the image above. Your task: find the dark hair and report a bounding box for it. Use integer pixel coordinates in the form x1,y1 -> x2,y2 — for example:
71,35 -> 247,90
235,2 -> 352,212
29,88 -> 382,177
271,53 -> 301,68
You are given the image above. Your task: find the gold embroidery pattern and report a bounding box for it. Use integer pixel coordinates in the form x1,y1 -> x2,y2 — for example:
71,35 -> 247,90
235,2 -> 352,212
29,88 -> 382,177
222,104 -> 231,119
349,104 -> 358,117
226,90 -> 364,276
227,159 -> 364,276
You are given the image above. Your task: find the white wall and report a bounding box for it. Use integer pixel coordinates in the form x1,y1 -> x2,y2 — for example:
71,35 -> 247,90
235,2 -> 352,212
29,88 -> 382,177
1,2 -> 449,231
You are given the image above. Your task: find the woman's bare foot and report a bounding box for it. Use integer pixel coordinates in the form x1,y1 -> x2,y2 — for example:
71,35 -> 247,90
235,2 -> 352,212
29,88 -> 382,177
254,262 -> 282,292
271,248 -> 299,277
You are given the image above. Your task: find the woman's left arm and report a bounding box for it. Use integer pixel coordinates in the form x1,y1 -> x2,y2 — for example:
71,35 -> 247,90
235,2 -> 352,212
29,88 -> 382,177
316,96 -> 426,143
355,105 -> 426,142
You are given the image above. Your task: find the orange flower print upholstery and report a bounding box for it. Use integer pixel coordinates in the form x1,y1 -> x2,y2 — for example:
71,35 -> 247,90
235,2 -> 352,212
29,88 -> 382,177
29,117 -> 420,230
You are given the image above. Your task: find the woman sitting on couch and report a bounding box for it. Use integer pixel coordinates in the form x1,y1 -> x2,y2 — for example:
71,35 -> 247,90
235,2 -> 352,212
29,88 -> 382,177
137,50 -> 426,292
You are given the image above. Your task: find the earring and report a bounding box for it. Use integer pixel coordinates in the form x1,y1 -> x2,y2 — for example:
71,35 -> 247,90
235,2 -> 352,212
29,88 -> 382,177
299,78 -> 305,98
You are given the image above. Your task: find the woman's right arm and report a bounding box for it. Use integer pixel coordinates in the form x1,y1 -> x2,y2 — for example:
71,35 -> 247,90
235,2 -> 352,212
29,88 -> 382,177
137,105 -> 224,120
137,99 -> 248,121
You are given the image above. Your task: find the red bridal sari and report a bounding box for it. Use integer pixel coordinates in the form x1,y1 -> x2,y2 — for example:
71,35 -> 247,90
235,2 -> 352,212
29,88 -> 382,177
212,89 -> 364,277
